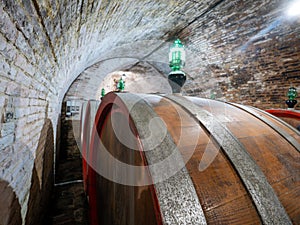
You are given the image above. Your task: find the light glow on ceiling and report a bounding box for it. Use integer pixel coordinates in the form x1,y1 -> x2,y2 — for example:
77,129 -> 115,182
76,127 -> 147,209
286,0 -> 300,17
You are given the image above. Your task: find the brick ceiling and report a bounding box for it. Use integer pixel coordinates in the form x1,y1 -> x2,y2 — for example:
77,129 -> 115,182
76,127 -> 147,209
1,0 -> 299,108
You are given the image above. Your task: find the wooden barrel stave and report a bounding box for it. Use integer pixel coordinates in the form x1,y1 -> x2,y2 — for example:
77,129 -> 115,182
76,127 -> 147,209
84,92 -> 300,225
82,100 -> 100,192
164,95 -> 293,224
80,101 -> 88,191
265,109 -> 300,132
187,97 -> 300,224
80,101 -> 87,148
88,94 -> 162,225
112,93 -> 207,224
94,110 -> 159,225
147,96 -> 261,224
255,108 -> 300,135
228,104 -> 300,150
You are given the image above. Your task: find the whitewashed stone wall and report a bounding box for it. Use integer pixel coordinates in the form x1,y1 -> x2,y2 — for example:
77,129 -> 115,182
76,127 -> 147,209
0,0 -> 299,224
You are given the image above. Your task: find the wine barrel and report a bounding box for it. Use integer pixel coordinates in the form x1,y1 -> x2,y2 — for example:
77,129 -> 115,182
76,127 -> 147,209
80,101 -> 87,148
81,100 -> 100,192
265,109 -> 300,132
86,92 -> 300,225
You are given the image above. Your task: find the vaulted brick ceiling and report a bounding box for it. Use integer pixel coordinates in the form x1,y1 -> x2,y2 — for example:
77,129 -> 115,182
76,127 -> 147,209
1,1 -> 300,222
1,0 -> 299,111
64,0 -> 300,107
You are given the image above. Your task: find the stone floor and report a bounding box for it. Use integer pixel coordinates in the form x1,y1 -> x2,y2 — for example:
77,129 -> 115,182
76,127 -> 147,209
46,119 -> 89,225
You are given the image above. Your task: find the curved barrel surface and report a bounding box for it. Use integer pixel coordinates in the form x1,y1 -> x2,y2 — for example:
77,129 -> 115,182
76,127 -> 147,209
84,92 -> 300,225
81,100 -> 100,192
265,109 -> 300,132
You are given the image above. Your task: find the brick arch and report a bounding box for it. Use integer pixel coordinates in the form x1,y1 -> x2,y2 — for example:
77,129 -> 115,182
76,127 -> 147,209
1,0 -> 300,223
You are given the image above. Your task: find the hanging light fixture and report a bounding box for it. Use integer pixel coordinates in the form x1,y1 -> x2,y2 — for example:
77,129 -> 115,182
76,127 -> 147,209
286,86 -> 298,109
169,39 -> 186,71
117,76 -> 125,92
101,88 -> 105,98
168,38 -> 186,93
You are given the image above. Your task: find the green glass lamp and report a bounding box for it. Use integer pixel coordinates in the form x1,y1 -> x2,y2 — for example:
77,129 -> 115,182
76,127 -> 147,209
117,77 -> 125,92
286,87 -> 297,108
168,38 -> 186,93
101,88 -> 105,98
169,39 -> 186,71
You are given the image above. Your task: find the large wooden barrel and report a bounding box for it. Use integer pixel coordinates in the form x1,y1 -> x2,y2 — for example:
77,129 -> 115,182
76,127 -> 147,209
85,92 -> 300,225
265,109 -> 300,131
81,100 -> 100,192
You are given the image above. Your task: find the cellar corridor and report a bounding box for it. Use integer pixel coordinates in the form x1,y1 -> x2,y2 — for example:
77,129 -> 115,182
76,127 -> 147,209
47,107 -> 89,225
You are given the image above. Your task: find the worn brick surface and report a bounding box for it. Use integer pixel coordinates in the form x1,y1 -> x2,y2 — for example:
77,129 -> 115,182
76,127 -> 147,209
180,0 -> 300,109
0,0 -> 299,224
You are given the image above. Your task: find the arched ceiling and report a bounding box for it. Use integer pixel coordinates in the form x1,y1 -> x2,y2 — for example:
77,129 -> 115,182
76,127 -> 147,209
1,0 -> 300,111
61,0 -> 299,107
65,60 -> 172,100
0,1 -> 299,221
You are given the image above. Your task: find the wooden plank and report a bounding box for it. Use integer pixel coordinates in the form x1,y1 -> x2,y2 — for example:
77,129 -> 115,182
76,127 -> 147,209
116,93 -> 207,225
165,95 -> 292,225
150,96 -> 261,224
228,103 -> 300,152
188,97 -> 300,224
95,111 -> 159,225
239,135 -> 300,223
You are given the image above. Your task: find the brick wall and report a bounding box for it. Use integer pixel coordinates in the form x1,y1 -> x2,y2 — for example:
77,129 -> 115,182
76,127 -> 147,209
0,0 -> 113,222
181,0 -> 300,110
0,0 -> 299,224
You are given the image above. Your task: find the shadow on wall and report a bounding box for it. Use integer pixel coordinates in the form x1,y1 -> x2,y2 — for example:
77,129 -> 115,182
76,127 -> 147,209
0,179 -> 22,225
55,114 -> 61,177
25,119 -> 54,225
